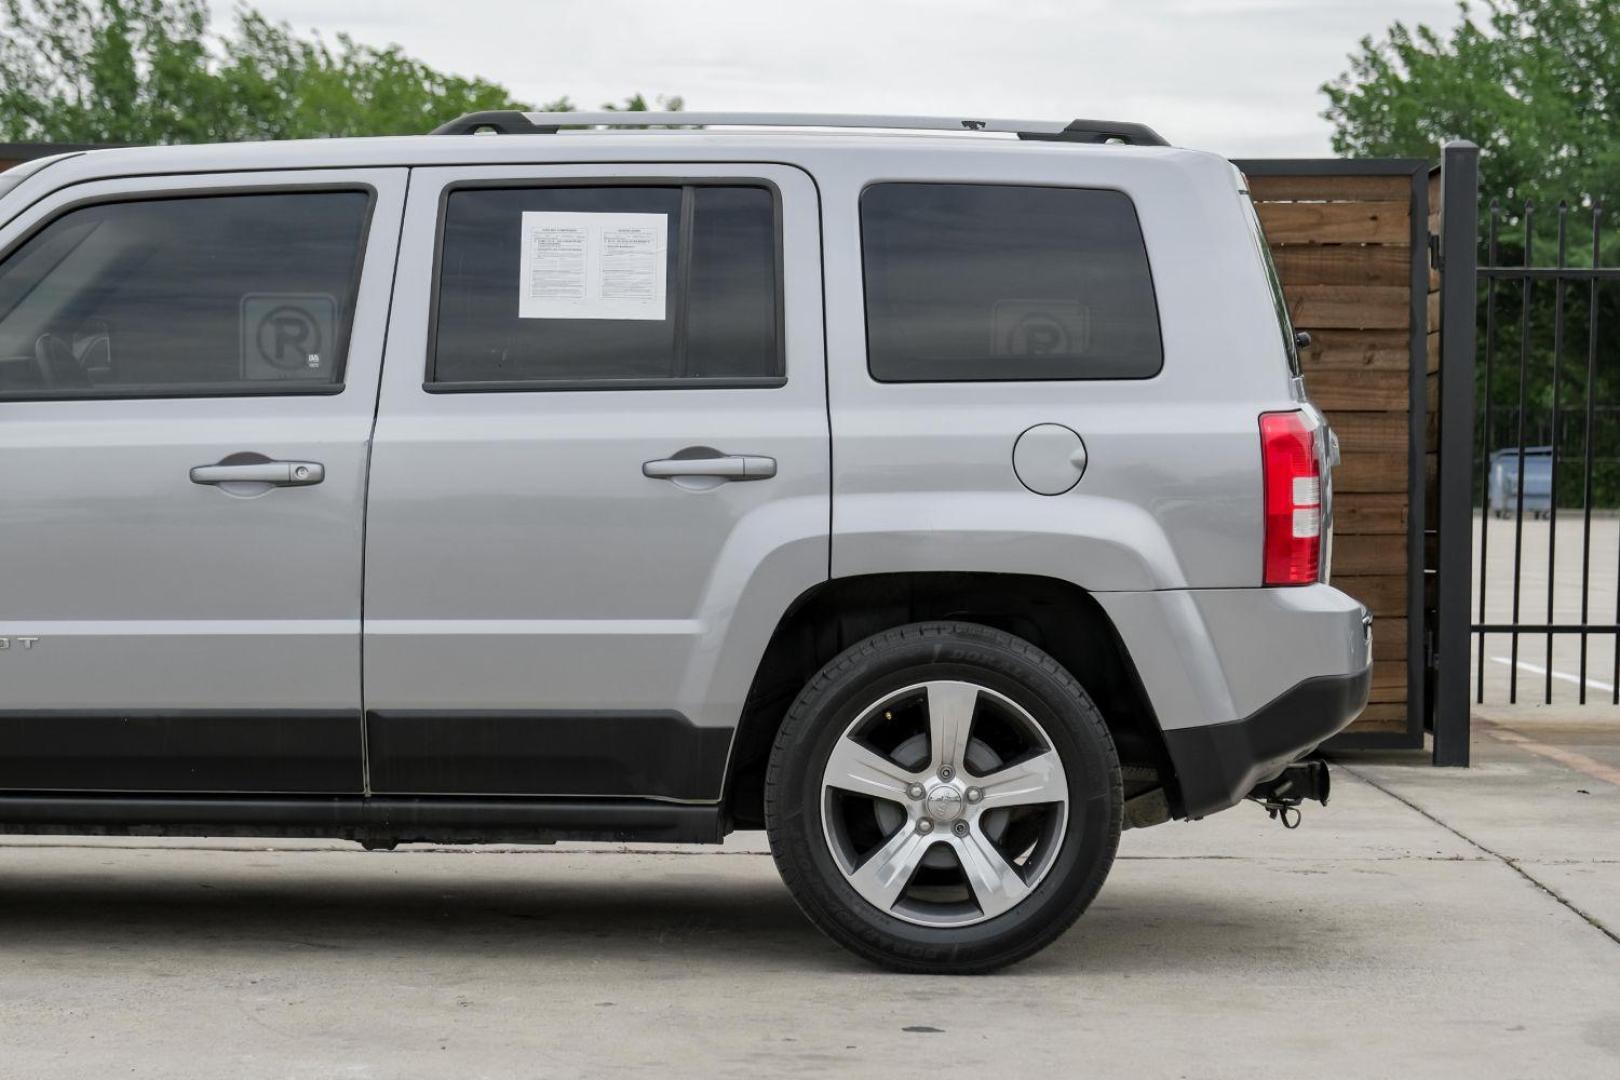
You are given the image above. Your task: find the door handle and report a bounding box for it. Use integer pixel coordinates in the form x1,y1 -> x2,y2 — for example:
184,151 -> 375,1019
642,454 -> 777,481
190,460 -> 325,486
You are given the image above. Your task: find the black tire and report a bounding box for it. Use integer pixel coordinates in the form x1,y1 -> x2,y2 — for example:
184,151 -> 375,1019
763,621 -> 1122,973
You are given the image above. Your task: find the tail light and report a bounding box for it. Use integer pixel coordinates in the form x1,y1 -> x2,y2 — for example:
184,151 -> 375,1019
1260,410 -> 1321,585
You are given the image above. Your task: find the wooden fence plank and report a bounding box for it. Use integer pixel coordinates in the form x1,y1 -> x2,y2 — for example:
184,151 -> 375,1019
1323,411 -> 1410,453
1350,703 -> 1411,732
1333,535 -> 1406,576
1269,246 -> 1412,287
1371,617 -> 1407,662
1334,573 -> 1406,616
1298,329 -> 1410,369
1369,660 -> 1407,703
1286,285 -> 1409,330
1256,201 -> 1410,245
1333,492 -> 1409,534
1304,368 -> 1410,410
1336,452 -> 1410,493
1247,174 -> 1412,203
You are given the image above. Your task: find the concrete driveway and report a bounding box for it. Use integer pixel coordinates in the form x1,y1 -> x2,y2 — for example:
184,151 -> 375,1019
0,721 -> 1616,1079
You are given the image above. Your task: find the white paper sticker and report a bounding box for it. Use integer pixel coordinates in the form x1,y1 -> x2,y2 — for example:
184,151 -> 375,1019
518,211 -> 668,320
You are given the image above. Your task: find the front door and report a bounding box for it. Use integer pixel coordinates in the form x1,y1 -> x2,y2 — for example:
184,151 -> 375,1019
363,163 -> 827,800
0,169 -> 406,793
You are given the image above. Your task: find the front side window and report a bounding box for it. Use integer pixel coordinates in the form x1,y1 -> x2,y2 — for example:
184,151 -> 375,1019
860,183 -> 1163,382
431,184 -> 780,389
0,191 -> 371,397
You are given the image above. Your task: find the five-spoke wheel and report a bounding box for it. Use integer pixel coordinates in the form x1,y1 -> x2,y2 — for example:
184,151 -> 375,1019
820,680 -> 1069,927
766,621 -> 1122,973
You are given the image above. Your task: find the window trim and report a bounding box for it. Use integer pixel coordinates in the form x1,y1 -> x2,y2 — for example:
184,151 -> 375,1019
0,183 -> 378,402
423,176 -> 787,394
857,179 -> 1166,384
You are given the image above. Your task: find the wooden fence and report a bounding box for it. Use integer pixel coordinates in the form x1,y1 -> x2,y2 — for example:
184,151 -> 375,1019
1239,160 -> 1432,743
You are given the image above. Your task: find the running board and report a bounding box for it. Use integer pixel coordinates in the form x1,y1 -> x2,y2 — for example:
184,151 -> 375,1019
0,795 -> 724,846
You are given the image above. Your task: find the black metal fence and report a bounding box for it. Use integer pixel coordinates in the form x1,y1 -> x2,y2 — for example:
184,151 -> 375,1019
1473,196 -> 1620,705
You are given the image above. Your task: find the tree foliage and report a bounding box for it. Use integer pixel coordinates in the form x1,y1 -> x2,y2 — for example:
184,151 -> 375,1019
1324,0 -> 1620,506
0,0 -> 677,143
1322,0 -> 1620,220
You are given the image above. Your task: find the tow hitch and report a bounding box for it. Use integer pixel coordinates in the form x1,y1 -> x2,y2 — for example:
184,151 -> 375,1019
1246,759 -> 1331,829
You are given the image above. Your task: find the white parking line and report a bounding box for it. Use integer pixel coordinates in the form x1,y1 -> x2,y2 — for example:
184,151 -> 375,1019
1489,655 -> 1615,694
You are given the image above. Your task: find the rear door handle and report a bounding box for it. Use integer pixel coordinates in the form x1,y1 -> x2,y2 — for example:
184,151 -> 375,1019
190,461 -> 325,486
642,454 -> 777,481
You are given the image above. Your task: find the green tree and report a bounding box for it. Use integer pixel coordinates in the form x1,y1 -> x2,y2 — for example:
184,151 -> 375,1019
1322,0 -> 1620,506
1322,0 -> 1619,236
0,0 -> 678,143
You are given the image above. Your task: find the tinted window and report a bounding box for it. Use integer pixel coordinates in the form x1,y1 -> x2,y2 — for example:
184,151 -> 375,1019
431,185 -> 779,388
1241,191 -> 1301,377
0,191 -> 370,397
860,183 -> 1162,381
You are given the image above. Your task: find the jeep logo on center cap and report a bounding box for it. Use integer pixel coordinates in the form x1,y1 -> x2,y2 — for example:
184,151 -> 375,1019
925,786 -> 964,822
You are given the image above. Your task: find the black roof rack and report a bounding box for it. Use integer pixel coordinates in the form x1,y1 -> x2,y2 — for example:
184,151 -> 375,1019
430,111 -> 1169,146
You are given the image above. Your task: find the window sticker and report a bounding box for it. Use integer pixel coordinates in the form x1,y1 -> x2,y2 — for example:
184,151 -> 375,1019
240,293 -> 338,380
518,211 -> 668,321
991,299 -> 1092,358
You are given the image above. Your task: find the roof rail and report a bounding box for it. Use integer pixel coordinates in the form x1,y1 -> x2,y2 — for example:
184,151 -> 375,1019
429,111 -> 1170,146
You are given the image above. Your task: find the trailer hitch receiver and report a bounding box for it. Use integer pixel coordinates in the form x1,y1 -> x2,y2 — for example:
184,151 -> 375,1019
1245,759 -> 1330,829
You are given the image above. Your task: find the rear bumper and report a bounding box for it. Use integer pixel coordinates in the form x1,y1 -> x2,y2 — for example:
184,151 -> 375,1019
1094,583 -> 1372,819
1162,665 -> 1370,818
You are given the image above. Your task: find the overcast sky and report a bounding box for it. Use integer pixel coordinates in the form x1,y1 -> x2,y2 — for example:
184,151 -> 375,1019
215,0 -> 1462,157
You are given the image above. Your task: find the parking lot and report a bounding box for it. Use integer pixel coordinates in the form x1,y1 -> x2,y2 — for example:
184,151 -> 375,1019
1474,511 -> 1620,706
1,715 -> 1616,1079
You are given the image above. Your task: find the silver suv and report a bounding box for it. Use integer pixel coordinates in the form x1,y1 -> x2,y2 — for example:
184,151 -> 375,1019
0,112 -> 1371,972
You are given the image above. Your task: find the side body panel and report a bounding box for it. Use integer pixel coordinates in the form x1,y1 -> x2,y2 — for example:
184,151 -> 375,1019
0,168 -> 407,792
362,162 -> 828,800
818,148 -> 1293,592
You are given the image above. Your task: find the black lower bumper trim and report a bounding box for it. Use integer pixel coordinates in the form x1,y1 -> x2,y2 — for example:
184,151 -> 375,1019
1161,667 -> 1371,819
0,795 -> 724,845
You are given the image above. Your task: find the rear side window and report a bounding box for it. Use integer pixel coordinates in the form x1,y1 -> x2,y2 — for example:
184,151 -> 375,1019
0,191 -> 371,398
860,183 -> 1162,382
431,184 -> 781,390
1239,191 -> 1302,377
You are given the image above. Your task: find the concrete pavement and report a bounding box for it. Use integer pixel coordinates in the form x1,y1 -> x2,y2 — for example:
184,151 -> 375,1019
0,721 -> 1616,1079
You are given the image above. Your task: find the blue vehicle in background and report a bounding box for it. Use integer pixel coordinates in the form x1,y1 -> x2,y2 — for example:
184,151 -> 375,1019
1488,447 -> 1554,519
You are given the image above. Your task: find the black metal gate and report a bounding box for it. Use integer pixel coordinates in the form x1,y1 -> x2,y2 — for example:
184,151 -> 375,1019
1469,185 -> 1620,707
1428,143 -> 1480,765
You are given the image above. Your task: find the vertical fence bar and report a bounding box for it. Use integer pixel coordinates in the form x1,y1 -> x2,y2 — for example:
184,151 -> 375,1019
1544,205 -> 1567,703
1434,141 -> 1479,766
1476,201 -> 1500,702
1408,165 -> 1431,748
1508,201 -> 1534,703
1581,204 -> 1603,702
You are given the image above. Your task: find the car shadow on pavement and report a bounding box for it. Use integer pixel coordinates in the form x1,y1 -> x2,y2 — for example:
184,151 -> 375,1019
0,850 -> 1344,977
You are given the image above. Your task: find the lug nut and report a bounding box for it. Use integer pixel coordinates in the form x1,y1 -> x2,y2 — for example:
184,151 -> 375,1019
907,783 -> 925,800
966,787 -> 982,804
938,765 -> 955,781
952,821 -> 969,837
917,819 -> 934,834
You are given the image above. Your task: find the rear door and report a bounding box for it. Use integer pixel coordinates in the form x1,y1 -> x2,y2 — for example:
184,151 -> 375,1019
0,169 -> 405,793
363,163 -> 827,800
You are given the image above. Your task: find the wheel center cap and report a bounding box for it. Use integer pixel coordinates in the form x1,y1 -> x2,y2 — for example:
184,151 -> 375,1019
924,785 -> 964,822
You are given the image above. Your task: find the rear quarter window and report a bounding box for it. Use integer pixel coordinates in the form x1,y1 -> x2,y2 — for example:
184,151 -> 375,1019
860,183 -> 1163,382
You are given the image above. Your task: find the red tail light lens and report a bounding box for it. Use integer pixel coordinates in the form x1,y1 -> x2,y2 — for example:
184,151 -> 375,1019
1260,411 -> 1321,586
